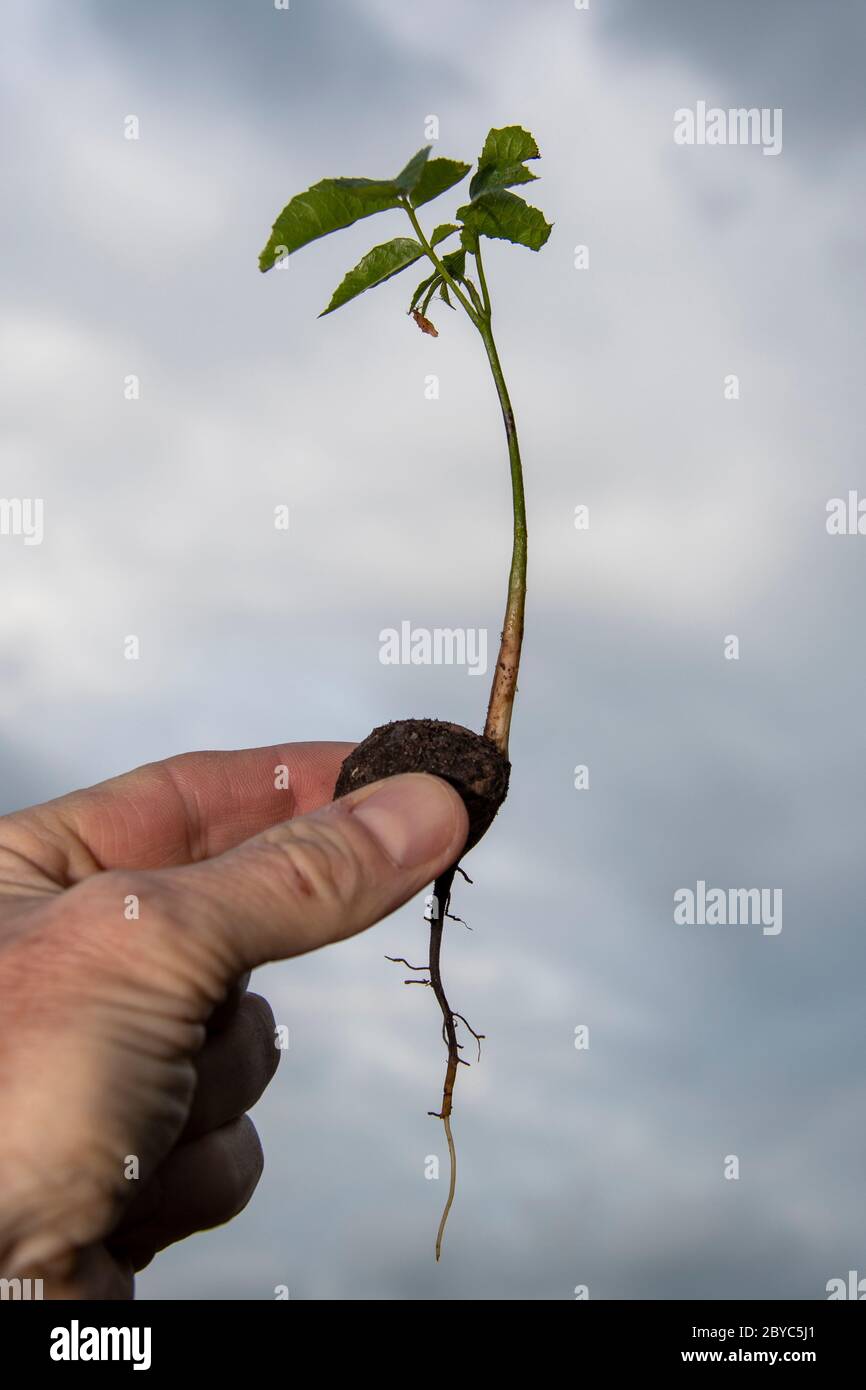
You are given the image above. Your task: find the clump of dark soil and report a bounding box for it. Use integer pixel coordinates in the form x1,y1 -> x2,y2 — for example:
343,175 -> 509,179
334,717 -> 510,853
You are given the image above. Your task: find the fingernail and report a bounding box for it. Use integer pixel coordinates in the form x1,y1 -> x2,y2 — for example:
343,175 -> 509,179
351,774 -> 466,868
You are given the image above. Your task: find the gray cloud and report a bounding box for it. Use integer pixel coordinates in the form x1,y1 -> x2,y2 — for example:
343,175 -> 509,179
601,0 -> 866,161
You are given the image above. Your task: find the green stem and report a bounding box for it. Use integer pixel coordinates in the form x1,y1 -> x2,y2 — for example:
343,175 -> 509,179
402,199 -> 481,325
474,239 -> 492,318
405,205 -> 526,757
477,316 -> 526,757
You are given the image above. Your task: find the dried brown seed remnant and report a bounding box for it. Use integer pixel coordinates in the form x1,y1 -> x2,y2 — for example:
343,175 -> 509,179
412,309 -> 439,337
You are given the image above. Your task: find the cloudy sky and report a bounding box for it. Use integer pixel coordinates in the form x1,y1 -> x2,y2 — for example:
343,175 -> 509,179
2,0 -> 865,1299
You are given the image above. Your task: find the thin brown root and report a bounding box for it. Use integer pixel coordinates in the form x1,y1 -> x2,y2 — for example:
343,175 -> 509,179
435,1115 -> 457,1262
385,956 -> 428,971
455,866 -> 474,884
453,1013 -> 485,1062
446,910 -> 471,930
429,867 -> 461,1260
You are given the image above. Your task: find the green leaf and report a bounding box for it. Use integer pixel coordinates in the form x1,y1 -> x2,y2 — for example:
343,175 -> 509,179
430,223 -> 459,246
440,248 -> 467,281
320,237 -> 426,316
259,178 -> 400,271
439,282 -> 455,309
457,190 -> 552,251
420,279 -> 441,317
469,161 -> 537,199
410,158 -> 471,208
409,269 -> 440,312
469,125 -> 542,201
328,178 -> 399,195
408,244 -> 464,314
478,125 -> 540,168
394,146 -> 432,193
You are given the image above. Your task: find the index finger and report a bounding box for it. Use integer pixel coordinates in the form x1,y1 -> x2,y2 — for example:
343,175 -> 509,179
2,742 -> 354,885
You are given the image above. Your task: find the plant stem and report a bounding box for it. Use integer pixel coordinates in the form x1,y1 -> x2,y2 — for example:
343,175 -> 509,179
474,237 -> 492,317
477,315 -> 526,758
401,199 -> 481,325
405,211 -> 527,759
406,218 -> 527,1256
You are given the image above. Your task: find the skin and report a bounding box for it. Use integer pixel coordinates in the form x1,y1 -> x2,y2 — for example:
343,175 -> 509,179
0,742 -> 467,1298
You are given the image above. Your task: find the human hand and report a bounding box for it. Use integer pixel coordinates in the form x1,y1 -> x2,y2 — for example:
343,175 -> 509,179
0,742 -> 467,1297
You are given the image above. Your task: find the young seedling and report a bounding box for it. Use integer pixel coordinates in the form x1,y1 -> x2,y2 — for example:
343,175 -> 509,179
259,126 -> 551,1259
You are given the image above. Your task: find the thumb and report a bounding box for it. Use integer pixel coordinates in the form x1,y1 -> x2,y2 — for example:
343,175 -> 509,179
162,773 -> 468,974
